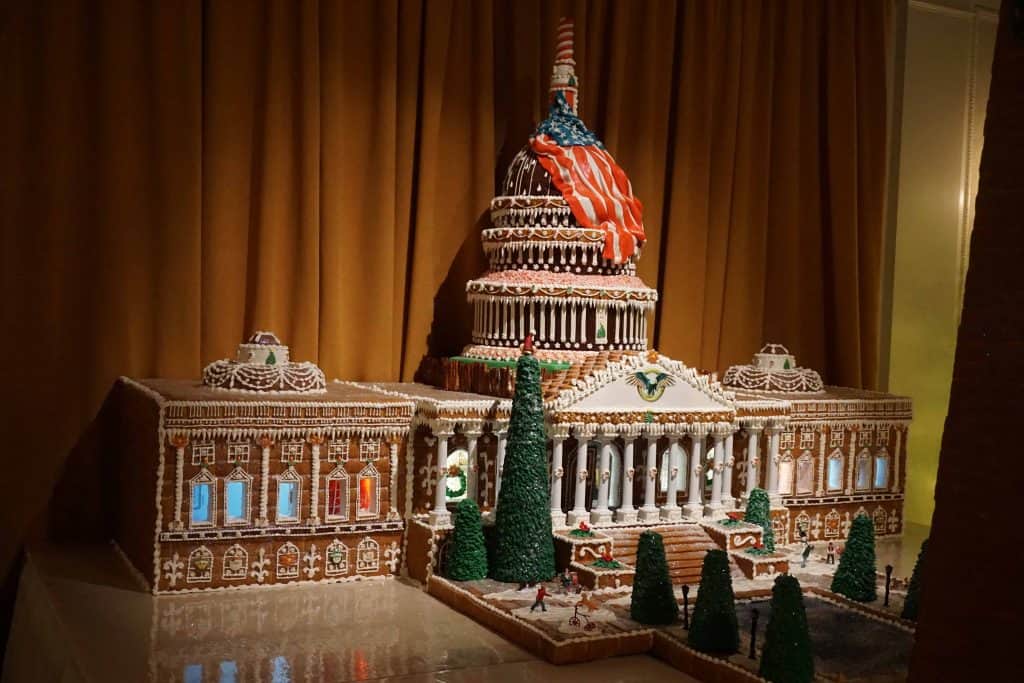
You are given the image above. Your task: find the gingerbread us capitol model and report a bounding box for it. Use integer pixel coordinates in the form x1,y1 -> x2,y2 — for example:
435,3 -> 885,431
105,19 -> 911,594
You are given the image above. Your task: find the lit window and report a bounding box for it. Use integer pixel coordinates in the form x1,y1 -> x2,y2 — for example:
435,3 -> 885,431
357,464 -> 379,518
219,661 -> 238,683
183,664 -> 203,683
445,448 -> 469,502
659,447 -> 670,493
190,470 -> 216,527
827,451 -> 844,491
276,469 -> 301,523
855,450 -> 872,490
325,466 -> 349,521
874,451 -> 889,489
270,656 -> 291,683
608,445 -> 622,509
224,468 -> 251,525
796,452 -> 814,494
778,453 -> 794,496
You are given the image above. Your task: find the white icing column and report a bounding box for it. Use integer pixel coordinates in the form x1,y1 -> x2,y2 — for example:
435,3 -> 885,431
465,430 -> 480,504
742,425 -> 763,503
705,431 -> 727,517
722,431 -> 736,509
615,437 -> 637,523
893,426 -> 904,492
765,425 -> 783,506
683,431 -> 705,520
429,431 -> 452,526
387,438 -> 400,520
591,436 -> 614,524
492,429 -> 508,512
567,434 -> 590,526
845,428 -> 858,495
258,435 -> 273,526
661,434 -> 683,521
639,433 -> 660,522
170,435 -> 187,530
550,435 -> 567,528
308,435 -> 323,524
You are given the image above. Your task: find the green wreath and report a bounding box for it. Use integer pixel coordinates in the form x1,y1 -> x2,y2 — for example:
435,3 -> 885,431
445,467 -> 467,498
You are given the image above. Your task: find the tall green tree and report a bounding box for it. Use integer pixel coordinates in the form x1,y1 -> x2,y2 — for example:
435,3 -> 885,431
830,514 -> 877,602
901,538 -> 928,620
688,549 -> 739,653
760,574 -> 814,683
491,350 -> 555,583
448,499 -> 488,581
745,487 -> 775,551
630,531 -> 679,625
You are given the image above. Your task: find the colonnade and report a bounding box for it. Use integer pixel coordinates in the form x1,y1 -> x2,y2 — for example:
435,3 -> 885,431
426,419 -> 788,528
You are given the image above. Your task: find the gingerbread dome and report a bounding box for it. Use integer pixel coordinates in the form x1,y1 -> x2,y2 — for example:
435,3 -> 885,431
721,344 -> 825,394
501,146 -> 559,197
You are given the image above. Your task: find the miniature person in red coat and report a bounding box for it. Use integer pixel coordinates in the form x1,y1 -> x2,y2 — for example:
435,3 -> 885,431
530,584 -> 548,612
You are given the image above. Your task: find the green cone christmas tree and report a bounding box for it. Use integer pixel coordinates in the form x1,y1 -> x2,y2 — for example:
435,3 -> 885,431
901,538 -> 928,620
448,499 -> 488,581
759,574 -> 814,683
491,340 -> 555,583
830,514 -> 877,602
745,488 -> 775,552
630,531 -> 679,625
688,549 -> 739,653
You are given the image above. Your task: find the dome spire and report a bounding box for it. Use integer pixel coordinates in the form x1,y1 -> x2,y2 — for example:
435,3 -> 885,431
549,18 -> 578,116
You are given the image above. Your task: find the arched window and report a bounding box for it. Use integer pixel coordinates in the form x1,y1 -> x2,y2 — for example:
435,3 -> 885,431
325,465 -> 349,521
855,449 -> 872,490
778,452 -> 794,496
222,544 -> 247,581
276,542 -> 300,579
223,467 -> 252,526
325,539 -> 350,576
824,509 -> 841,538
276,467 -> 302,524
357,464 -> 380,519
187,546 -> 213,583
444,448 -> 469,502
827,450 -> 844,491
872,507 -> 888,535
190,469 -> 217,528
357,537 -> 380,573
796,451 -> 814,494
874,449 -> 890,489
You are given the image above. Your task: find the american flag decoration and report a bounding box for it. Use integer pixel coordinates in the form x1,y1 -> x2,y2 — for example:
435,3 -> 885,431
530,18 -> 645,264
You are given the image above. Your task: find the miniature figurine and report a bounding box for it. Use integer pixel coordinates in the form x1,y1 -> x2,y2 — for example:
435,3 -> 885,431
560,567 -> 573,589
530,584 -> 548,612
801,542 -> 813,568
826,541 -> 836,565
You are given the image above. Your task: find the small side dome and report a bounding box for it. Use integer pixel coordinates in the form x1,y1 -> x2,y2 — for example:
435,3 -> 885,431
247,331 -> 282,346
501,146 -> 558,197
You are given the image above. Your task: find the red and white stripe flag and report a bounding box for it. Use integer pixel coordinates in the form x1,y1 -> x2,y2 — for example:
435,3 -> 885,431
531,135 -> 645,263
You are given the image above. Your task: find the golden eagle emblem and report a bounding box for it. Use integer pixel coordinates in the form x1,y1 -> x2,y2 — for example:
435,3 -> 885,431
626,369 -> 676,402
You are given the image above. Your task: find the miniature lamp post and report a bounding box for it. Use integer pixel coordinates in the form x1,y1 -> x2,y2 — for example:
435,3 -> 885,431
884,564 -> 894,607
749,608 -> 760,659
681,584 -> 690,630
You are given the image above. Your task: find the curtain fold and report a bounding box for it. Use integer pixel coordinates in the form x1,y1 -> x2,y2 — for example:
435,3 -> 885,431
0,0 -> 890,578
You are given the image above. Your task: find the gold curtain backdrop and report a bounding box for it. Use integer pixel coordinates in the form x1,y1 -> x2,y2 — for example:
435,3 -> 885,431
0,0 -> 889,579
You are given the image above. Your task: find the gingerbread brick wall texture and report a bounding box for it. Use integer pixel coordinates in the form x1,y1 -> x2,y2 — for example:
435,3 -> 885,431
909,3 -> 1024,680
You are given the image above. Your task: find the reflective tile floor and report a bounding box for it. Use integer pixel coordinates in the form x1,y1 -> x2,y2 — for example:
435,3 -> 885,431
2,545 -> 694,682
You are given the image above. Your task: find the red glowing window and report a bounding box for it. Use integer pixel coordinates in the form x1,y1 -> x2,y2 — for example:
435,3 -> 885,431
327,478 -> 344,518
358,473 -> 378,518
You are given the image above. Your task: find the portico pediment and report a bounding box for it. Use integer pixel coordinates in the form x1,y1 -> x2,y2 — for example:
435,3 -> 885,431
545,353 -> 735,418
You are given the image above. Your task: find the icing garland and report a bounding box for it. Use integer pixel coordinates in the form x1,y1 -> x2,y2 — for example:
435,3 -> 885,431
445,467 -> 467,498
722,364 -> 825,394
202,359 -> 327,393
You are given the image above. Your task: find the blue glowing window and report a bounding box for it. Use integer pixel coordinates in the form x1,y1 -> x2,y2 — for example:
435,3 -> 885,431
827,457 -> 844,491
192,483 -> 212,524
271,656 -> 291,683
278,481 -> 298,520
874,455 -> 889,489
219,660 -> 238,683
225,480 -> 247,522
184,663 -> 203,683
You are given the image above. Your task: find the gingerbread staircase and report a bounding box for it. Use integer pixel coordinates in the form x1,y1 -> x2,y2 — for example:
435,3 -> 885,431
600,524 -> 723,587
